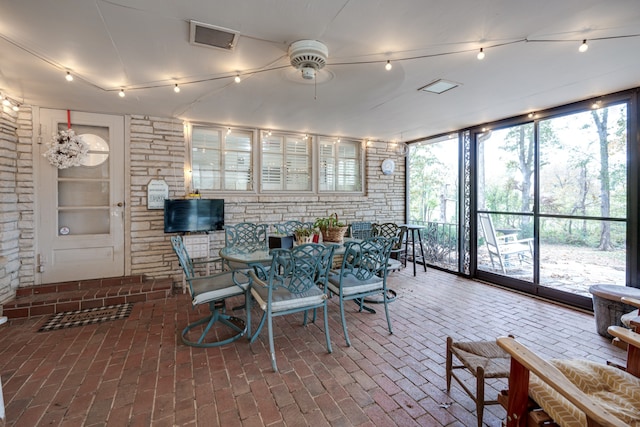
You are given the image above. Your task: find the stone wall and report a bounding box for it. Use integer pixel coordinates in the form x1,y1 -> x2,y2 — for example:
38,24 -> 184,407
130,119 -> 406,285
1,110 -> 405,293
0,106 -> 20,303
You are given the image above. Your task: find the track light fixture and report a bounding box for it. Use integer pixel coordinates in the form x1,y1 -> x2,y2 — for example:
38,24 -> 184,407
385,60 -> 392,71
477,48 -> 485,60
579,39 -> 589,52
65,72 -> 73,82
118,89 -> 125,98
174,84 -> 180,93
234,74 -> 241,83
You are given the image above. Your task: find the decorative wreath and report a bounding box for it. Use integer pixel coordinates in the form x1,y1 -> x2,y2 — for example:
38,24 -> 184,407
44,129 -> 89,169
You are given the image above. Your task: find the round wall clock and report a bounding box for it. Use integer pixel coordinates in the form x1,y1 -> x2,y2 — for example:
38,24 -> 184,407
381,159 -> 396,175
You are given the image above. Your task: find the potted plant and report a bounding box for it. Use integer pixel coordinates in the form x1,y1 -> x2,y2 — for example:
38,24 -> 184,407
293,227 -> 315,245
314,213 -> 349,243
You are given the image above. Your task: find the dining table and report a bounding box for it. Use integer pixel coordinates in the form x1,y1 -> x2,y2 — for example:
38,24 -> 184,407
219,238 -> 396,314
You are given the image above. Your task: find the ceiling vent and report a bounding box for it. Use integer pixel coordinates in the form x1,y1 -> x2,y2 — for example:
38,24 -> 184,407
189,20 -> 239,51
288,40 -> 329,80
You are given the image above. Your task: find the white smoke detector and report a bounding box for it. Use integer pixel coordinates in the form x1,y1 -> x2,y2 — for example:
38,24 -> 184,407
288,40 -> 329,80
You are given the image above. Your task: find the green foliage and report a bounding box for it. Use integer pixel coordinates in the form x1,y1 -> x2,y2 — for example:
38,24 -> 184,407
313,213 -> 345,230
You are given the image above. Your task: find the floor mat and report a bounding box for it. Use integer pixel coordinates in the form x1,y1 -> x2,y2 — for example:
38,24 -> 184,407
38,303 -> 133,332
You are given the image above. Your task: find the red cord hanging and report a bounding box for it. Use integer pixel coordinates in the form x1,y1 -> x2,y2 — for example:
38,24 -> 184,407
67,110 -> 71,129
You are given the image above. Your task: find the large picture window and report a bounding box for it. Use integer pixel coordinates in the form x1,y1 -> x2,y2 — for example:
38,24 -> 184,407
191,126 -> 253,191
260,131 -> 311,191
319,138 -> 362,192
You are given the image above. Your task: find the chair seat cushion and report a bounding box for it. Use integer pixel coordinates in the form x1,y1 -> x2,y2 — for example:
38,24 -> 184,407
251,283 -> 326,313
528,359 -> 640,427
190,273 -> 248,306
327,271 -> 383,296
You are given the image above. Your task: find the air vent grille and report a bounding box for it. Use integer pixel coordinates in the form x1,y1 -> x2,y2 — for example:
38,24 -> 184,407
189,20 -> 239,51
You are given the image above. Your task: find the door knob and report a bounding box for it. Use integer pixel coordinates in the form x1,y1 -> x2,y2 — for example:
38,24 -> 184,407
116,202 -> 124,207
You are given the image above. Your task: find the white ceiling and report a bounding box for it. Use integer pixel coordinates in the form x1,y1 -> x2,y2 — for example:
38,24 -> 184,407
1,0 -> 639,143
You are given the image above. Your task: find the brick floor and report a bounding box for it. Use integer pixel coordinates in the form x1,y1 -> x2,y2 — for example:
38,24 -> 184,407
0,268 -> 626,426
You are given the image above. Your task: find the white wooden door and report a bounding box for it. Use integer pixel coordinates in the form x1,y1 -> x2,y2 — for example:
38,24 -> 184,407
36,109 -> 125,283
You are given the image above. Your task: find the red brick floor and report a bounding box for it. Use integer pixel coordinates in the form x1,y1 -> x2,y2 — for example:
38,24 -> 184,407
0,268 -> 626,426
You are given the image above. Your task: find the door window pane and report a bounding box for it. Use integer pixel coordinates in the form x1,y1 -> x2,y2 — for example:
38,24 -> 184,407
56,123 -> 111,236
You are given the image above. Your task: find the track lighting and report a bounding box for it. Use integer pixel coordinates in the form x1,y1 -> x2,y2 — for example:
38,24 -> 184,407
477,48 -> 485,60
174,84 -> 180,93
118,89 -> 125,98
385,60 -> 392,71
65,72 -> 73,82
234,74 -> 241,83
579,39 -> 589,53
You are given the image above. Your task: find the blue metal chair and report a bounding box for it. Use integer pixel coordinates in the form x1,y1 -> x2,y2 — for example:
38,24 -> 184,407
272,220 -> 315,235
349,221 -> 373,239
223,222 -> 269,270
373,223 -> 407,271
247,243 -> 336,372
171,236 -> 250,347
327,236 -> 395,347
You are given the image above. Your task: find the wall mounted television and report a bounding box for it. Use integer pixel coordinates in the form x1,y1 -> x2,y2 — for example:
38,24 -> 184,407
163,199 -> 224,233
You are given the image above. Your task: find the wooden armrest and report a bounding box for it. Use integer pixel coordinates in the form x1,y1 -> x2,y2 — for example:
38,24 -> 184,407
497,336 -> 628,427
621,296 -> 640,309
608,325 -> 640,349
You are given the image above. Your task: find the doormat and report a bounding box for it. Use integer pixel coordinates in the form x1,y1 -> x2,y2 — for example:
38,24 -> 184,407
38,303 -> 133,332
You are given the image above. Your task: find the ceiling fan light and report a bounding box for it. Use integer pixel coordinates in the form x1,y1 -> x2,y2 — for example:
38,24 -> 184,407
300,66 -> 316,80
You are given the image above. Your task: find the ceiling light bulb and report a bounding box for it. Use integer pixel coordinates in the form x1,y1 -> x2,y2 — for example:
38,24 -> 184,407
65,72 -> 73,82
2,98 -> 10,106
227,127 -> 231,134
579,39 -> 589,53
174,84 -> 180,93
385,60 -> 392,71
234,74 -> 241,83
118,89 -> 125,98
477,48 -> 485,60
12,104 -> 19,112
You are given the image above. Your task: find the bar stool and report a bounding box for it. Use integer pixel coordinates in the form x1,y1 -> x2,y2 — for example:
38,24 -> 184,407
446,336 -> 511,427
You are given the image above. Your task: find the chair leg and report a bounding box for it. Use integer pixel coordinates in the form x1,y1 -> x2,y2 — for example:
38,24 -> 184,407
339,299 -> 352,347
268,313 -> 277,372
246,290 -> 252,339
446,337 -> 453,392
181,303 -> 246,348
383,290 -> 393,335
476,366 -> 485,427
323,301 -> 332,354
249,311 -> 267,344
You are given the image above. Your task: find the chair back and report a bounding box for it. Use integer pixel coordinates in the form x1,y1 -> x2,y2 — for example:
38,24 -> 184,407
171,235 -> 195,278
267,244 -> 336,294
373,223 -> 406,250
273,220 -> 315,235
224,222 -> 268,250
339,236 -> 395,280
350,222 -> 373,239
478,213 -> 500,251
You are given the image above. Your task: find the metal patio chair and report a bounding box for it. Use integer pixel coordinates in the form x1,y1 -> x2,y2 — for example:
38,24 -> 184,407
246,243 -> 336,372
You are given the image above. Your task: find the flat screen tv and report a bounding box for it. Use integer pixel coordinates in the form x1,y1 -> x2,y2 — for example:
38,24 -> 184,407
163,199 -> 224,233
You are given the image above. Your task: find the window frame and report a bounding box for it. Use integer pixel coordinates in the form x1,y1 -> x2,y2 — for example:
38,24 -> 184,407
317,136 -> 364,193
